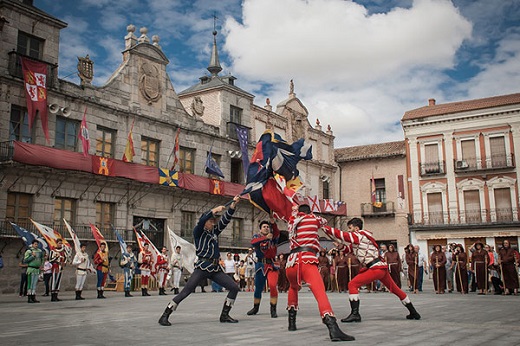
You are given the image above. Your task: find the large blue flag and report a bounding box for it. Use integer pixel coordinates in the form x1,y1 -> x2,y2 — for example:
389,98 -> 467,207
235,125 -> 250,177
205,146 -> 225,178
113,228 -> 129,256
244,130 -> 312,220
10,222 -> 49,253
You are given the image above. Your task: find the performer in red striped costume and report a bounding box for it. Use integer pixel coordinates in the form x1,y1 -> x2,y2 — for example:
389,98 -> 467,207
323,217 -> 421,323
285,204 -> 354,342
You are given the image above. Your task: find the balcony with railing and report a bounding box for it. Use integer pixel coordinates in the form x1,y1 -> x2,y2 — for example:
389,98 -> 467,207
454,154 -> 515,173
410,208 -> 519,229
420,161 -> 445,176
361,201 -> 395,217
7,51 -> 58,89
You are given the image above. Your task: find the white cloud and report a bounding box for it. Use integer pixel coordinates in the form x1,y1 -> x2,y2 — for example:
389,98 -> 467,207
222,0 -> 473,147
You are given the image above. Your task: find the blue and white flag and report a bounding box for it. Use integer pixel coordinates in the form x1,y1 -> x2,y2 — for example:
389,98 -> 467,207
10,222 -> 49,254
205,146 -> 225,178
235,125 -> 250,177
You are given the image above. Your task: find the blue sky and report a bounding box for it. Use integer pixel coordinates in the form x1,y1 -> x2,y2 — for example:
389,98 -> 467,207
36,0 -> 520,148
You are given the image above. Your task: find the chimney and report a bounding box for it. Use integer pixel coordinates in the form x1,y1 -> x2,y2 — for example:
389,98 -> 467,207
428,98 -> 436,106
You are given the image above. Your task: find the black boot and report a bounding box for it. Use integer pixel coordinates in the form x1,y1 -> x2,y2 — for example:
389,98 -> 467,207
144,288 -> 151,296
158,306 -> 173,326
51,293 -> 57,302
97,289 -> 106,299
28,295 -> 34,303
32,294 -> 40,303
323,314 -> 356,341
288,307 -> 297,331
78,290 -> 85,300
220,303 -> 238,323
247,303 -> 260,315
404,302 -> 421,320
54,292 -> 62,301
75,291 -> 81,300
341,300 -> 361,323
125,290 -> 133,297
175,288 -> 179,294
270,303 -> 278,318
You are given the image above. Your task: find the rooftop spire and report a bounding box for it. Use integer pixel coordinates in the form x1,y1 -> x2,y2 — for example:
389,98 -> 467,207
207,13 -> 222,77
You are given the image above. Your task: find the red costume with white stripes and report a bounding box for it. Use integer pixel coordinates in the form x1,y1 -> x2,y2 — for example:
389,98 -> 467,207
323,225 -> 407,301
286,209 -> 335,317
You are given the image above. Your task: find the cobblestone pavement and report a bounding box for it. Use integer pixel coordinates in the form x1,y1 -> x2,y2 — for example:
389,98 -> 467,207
1,283 -> 519,346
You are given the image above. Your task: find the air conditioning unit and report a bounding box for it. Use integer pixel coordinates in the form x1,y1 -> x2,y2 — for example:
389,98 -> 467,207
456,160 -> 469,169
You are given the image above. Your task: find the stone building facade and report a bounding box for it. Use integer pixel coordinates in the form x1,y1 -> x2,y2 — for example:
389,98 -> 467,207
0,0 -> 343,292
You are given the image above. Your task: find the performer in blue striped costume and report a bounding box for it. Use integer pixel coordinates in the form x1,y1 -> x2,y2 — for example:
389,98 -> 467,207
159,196 -> 241,326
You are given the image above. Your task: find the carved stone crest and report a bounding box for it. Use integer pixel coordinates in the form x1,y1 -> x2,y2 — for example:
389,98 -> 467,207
191,96 -> 205,117
139,62 -> 161,104
77,55 -> 94,86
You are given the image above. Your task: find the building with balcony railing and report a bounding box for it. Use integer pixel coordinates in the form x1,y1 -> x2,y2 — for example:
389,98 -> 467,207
0,0 -> 345,292
335,141 -> 409,251
402,94 -> 520,253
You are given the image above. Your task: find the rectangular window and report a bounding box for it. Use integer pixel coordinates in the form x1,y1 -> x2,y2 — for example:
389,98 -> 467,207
322,180 -> 330,200
95,202 -> 115,232
230,158 -> 242,183
423,143 -> 441,174
179,147 -> 195,174
53,197 -> 76,226
9,105 -> 32,142
55,116 -> 79,151
231,218 -> 243,245
427,192 -> 443,225
494,188 -> 512,222
17,31 -> 44,59
461,139 -> 476,168
141,137 -> 160,167
181,211 -> 195,240
6,192 -> 32,227
463,190 -> 481,223
490,136 -> 507,168
227,106 -> 242,139
374,178 -> 386,204
96,127 -> 115,158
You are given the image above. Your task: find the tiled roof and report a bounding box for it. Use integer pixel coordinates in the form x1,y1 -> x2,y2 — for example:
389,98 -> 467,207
335,140 -> 406,162
402,92 -> 520,121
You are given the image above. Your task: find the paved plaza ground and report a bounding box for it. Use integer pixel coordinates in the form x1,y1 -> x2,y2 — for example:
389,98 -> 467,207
1,283 -> 519,346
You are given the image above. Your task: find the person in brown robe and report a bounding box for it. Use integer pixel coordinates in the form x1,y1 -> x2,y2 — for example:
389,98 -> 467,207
328,248 -> 338,292
451,244 -> 468,294
471,242 -> 489,295
345,251 -> 361,291
430,245 -> 446,294
335,250 -> 349,292
498,240 -> 519,295
384,244 -> 402,288
277,253 -> 289,293
405,244 -> 419,293
317,250 -> 330,291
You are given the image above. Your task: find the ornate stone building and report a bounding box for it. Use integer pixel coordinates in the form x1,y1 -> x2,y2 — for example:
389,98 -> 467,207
0,0 -> 343,292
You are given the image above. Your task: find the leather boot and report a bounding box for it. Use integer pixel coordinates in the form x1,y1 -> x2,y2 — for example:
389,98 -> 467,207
175,288 -> 179,294
78,290 -> 85,300
247,303 -> 260,315
125,290 -> 133,297
145,288 -> 151,296
54,292 -> 62,301
97,289 -> 106,299
32,294 -> 40,303
341,300 -> 361,323
220,303 -> 238,323
142,288 -> 146,296
51,293 -> 57,302
404,302 -> 421,320
323,314 -> 355,341
158,306 -> 173,326
75,291 -> 81,300
288,307 -> 297,331
28,295 -> 34,303
270,303 -> 278,318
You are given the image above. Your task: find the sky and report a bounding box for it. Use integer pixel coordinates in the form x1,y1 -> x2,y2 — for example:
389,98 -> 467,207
36,0 -> 520,148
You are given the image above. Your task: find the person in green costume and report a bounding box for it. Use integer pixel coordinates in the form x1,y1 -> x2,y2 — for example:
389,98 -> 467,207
24,239 -> 44,303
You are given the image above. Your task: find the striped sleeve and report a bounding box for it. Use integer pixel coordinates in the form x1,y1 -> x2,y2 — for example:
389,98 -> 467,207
323,226 -> 360,245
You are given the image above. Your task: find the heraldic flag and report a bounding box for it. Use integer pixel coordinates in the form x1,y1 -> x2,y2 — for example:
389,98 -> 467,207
10,222 -> 49,254
244,130 -> 312,220
159,168 -> 178,186
31,219 -> 72,259
20,57 -> 49,141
